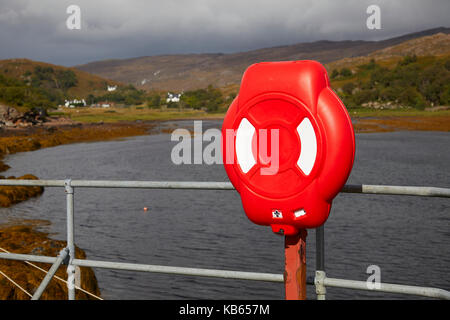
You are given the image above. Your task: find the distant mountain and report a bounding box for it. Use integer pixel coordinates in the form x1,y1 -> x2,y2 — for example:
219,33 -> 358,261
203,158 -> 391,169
76,27 -> 450,92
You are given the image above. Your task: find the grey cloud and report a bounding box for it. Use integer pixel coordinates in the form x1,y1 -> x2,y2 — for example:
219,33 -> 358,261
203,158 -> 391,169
0,0 -> 449,66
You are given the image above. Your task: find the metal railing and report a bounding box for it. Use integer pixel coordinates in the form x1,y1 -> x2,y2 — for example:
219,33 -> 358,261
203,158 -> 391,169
0,178 -> 449,300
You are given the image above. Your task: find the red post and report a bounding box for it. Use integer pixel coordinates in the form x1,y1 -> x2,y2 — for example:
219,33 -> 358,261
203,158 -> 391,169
284,229 -> 308,300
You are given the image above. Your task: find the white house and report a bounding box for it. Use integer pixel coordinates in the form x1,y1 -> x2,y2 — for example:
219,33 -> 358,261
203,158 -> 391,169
107,85 -> 117,92
64,99 -> 86,108
166,92 -> 182,103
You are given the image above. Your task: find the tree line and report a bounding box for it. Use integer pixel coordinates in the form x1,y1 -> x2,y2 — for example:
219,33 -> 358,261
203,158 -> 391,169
331,55 -> 450,109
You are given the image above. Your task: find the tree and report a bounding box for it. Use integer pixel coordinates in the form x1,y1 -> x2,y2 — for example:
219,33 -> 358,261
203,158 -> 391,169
440,84 -> 450,105
180,85 -> 224,112
330,69 -> 339,79
340,68 -> 352,77
86,94 -> 96,105
147,93 -> 161,108
398,87 -> 428,109
342,82 -> 356,95
56,70 -> 78,90
398,54 -> 417,66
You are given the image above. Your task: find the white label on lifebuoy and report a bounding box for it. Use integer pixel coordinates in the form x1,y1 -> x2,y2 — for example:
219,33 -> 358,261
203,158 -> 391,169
272,210 -> 283,218
236,118 -> 256,173
296,118 -> 317,175
294,209 -> 306,218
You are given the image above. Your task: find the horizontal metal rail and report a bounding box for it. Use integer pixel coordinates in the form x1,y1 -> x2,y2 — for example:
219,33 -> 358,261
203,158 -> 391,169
0,179 -> 449,300
73,259 -> 286,283
0,252 -> 58,264
1,179 -> 450,197
1,249 -> 446,299
321,275 -> 450,300
342,184 -> 450,198
0,251 -> 285,283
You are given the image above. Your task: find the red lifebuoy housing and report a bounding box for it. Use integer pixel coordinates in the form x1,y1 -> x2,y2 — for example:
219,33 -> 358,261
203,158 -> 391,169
222,60 -> 355,236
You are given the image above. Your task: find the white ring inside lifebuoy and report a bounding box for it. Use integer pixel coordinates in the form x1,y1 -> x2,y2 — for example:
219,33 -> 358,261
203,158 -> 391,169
235,117 -> 317,176
236,118 -> 256,173
296,118 -> 317,175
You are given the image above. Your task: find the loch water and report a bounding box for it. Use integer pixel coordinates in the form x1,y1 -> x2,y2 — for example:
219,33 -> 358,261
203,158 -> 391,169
1,120 -> 449,299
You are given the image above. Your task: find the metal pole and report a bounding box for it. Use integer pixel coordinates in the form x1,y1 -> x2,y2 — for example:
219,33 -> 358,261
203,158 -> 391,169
315,271 -> 327,300
284,229 -> 308,300
315,226 -> 326,300
1,179 -> 450,198
65,179 -> 76,300
316,226 -> 325,271
0,252 -> 58,264
31,248 -> 69,300
322,276 -> 450,300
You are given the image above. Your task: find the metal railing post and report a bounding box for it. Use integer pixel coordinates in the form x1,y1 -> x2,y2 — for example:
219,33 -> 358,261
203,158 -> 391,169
31,248 -> 69,300
65,179 -> 76,300
315,270 -> 327,300
315,226 -> 326,299
284,229 -> 308,300
316,226 -> 325,271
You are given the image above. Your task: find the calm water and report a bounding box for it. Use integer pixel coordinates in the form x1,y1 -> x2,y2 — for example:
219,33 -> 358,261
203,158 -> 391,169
1,120 -> 449,300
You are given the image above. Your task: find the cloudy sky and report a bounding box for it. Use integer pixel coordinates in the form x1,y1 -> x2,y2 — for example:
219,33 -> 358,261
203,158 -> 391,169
0,0 -> 449,66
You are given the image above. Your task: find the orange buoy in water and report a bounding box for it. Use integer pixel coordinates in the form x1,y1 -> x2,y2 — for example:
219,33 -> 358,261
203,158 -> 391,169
143,207 -> 148,211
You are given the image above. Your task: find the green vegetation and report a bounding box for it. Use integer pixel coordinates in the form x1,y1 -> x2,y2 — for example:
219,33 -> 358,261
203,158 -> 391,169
180,85 -> 224,112
0,65 -> 146,110
0,64 -> 234,114
0,73 -> 63,109
0,65 -> 81,109
90,85 -> 146,106
62,106 -> 225,123
147,92 -> 162,108
32,66 -> 78,90
3,55 -> 449,119
331,55 -> 450,109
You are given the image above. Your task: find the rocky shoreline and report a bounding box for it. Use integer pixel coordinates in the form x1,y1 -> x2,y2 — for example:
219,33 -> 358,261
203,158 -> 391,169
0,221 -> 101,300
0,174 -> 43,207
352,114 -> 450,133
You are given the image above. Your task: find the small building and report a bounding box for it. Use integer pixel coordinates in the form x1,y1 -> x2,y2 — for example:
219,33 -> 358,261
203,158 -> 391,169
166,92 -> 182,103
107,85 -> 117,92
64,99 -> 86,108
96,101 -> 114,108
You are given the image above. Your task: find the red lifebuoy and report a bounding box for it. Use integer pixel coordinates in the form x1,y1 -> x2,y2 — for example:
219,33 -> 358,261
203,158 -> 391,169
222,60 -> 355,236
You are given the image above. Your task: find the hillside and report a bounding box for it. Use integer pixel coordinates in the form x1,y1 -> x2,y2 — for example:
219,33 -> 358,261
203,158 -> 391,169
76,27 -> 450,92
326,32 -> 450,72
333,54 -> 450,110
0,59 -> 123,111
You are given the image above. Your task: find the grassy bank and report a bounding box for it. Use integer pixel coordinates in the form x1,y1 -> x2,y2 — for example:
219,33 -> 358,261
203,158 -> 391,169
349,108 -> 450,132
56,106 -> 226,123
57,105 -> 450,122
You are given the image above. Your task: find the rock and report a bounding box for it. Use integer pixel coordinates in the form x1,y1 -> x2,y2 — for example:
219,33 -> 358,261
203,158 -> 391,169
0,104 -> 22,124
0,104 -> 47,127
0,175 -> 44,207
0,222 -> 101,300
